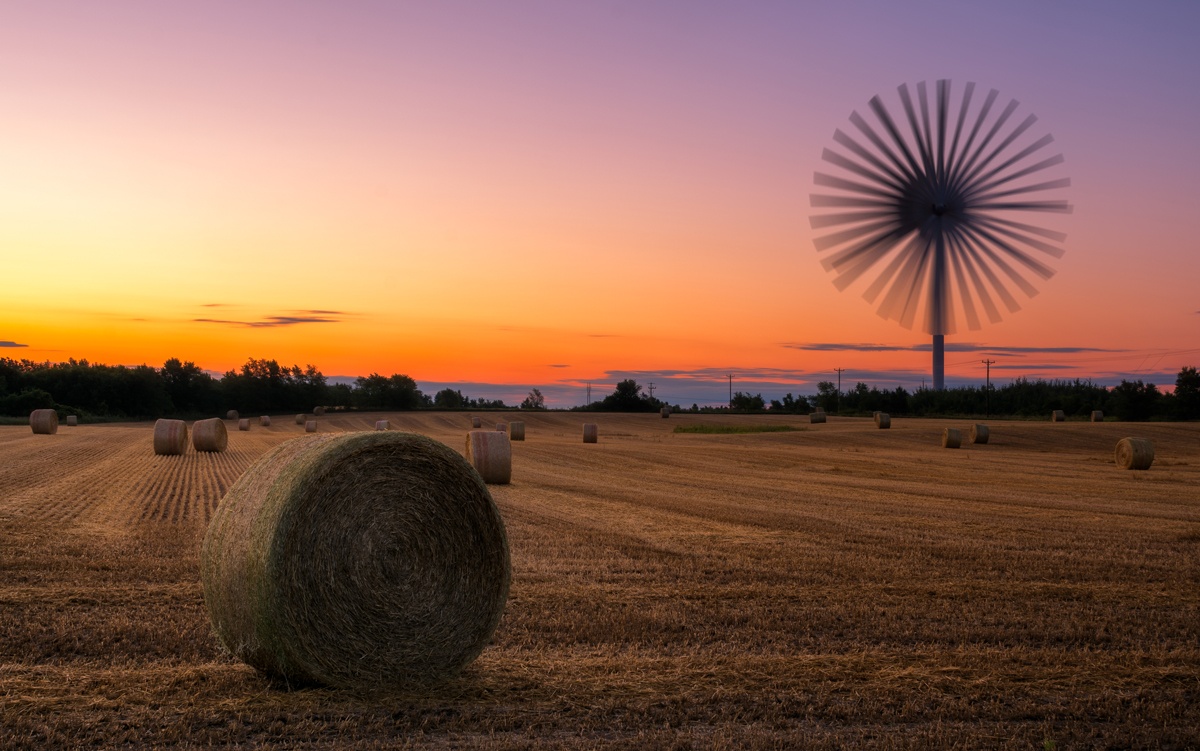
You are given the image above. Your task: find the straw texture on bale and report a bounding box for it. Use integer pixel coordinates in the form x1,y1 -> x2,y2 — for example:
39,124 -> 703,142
295,414 -> 306,425
305,421 -> 317,433
969,424 -> 990,444
1051,410 -> 1065,422
375,420 -> 390,431
314,406 -> 326,416
583,423 -> 598,443
875,412 -> 890,429
153,419 -> 188,456
661,407 -> 670,418
227,410 -> 239,420
29,409 -> 58,435
810,413 -> 826,424
66,415 -> 78,426
238,418 -> 251,431
942,428 -> 962,449
1115,437 -> 1154,470
509,421 -> 525,441
495,422 -> 507,434
471,416 -> 482,429
193,418 -> 229,453
1091,410 -> 1104,422
260,416 -> 271,427
465,430 -> 512,484
201,431 -> 510,690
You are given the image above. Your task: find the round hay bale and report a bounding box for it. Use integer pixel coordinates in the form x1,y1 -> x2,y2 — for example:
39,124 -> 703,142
193,418 -> 229,453
201,432 -> 510,690
226,410 -> 239,420
875,412 -> 890,429
29,409 -> 58,435
583,423 -> 598,443
969,423 -> 989,444
1051,410 -> 1066,422
66,415 -> 79,427
375,420 -> 390,431
305,420 -> 318,433
153,419 -> 188,455
509,421 -> 525,441
1091,410 -> 1104,422
295,414 -> 306,425
942,428 -> 962,449
260,416 -> 272,427
810,412 -> 826,424
661,407 -> 670,418
238,418 -> 251,431
314,406 -> 326,416
471,416 -> 482,429
495,422 -> 507,434
465,430 -> 512,484
1115,437 -> 1154,470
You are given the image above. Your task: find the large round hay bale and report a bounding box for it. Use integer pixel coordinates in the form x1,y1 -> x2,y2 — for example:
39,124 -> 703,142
495,422 -> 507,434
942,428 -> 961,449
226,410 -> 239,420
29,409 -> 58,435
1051,410 -> 1065,422
583,423 -> 598,443
314,406 -> 326,416
471,416 -> 482,429
260,416 -> 271,427
375,420 -> 390,431
238,418 -> 251,431
295,414 -> 306,425
810,412 -> 826,424
1115,437 -> 1154,470
193,418 -> 229,453
661,407 -> 670,418
465,430 -> 512,484
66,415 -> 79,427
875,412 -> 890,429
969,423 -> 989,444
153,419 -> 188,455
201,432 -> 510,690
509,421 -> 525,441
1091,410 -> 1104,422
305,420 -> 318,433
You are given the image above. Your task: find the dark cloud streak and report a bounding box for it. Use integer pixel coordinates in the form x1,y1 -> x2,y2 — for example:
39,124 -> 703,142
1,340 -> 29,348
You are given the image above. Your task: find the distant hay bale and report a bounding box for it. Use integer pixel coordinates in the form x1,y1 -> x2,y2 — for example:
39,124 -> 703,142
260,416 -> 271,427
583,423 -> 598,443
471,416 -> 482,429
875,412 -> 890,429
509,421 -> 525,441
226,410 -> 239,420
661,407 -> 670,418
375,420 -> 390,431
1115,437 -> 1154,470
1051,410 -> 1065,422
305,421 -> 318,433
314,406 -> 326,416
942,428 -> 961,449
193,418 -> 229,453
969,424 -> 989,444
29,409 -> 58,435
495,422 -> 507,434
1091,410 -> 1104,422
810,412 -> 826,424
200,431 -> 510,690
465,430 -> 512,484
238,418 -> 250,431
153,419 -> 188,455
66,415 -> 78,427
295,414 -> 306,425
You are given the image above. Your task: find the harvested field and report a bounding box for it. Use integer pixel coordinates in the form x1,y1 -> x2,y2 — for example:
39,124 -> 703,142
1,412 -> 1198,749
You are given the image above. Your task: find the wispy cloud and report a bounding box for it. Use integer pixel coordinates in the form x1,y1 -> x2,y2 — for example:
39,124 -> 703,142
786,342 -> 1122,355
548,364 -> 570,368
1,340 -> 29,348
195,314 -> 343,328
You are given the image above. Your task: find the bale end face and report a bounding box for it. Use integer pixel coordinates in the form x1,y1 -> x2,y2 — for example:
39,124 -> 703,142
295,414 -> 306,425
466,430 -> 512,484
226,410 -> 239,420
153,419 -> 189,455
470,416 -> 482,429
810,413 -> 826,424
1091,410 -> 1104,422
305,421 -> 318,433
969,424 -> 989,444
375,420 -> 390,431
509,421 -> 525,441
660,407 -> 670,418
260,416 -> 272,427
66,415 -> 79,426
193,418 -> 229,452
942,428 -> 962,449
30,409 -> 58,435
238,419 -> 251,431
1051,410 -> 1066,422
875,413 -> 890,429
582,423 -> 598,443
314,406 -> 326,416
1115,437 -> 1154,470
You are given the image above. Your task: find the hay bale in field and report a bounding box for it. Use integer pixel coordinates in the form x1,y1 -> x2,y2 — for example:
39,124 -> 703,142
375,420 -> 390,431
193,418 -> 229,453
260,416 -> 271,427
471,416 -> 482,429
66,415 -> 78,426
314,406 -> 326,416
495,422 -> 507,434
509,421 -> 525,441
201,431 -> 510,690
305,420 -> 318,433
875,412 -> 890,429
1115,437 -> 1154,470
1051,409 -> 1065,422
466,430 -> 512,484
1091,410 -> 1104,422
942,428 -> 961,449
583,423 -> 598,443
153,419 -> 189,455
661,407 -> 670,418
295,414 -> 306,425
238,418 -> 251,431
226,410 -> 239,420
810,412 -> 826,424
969,423 -> 989,444
30,409 -> 59,435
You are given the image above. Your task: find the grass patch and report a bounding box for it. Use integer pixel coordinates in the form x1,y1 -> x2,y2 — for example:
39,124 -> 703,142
673,424 -> 803,435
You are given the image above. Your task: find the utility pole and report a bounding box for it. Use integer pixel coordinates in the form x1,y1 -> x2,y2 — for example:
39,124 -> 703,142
727,374 -> 733,410
834,367 -> 845,415
982,359 -> 995,419
648,382 -> 655,401
586,382 -> 591,407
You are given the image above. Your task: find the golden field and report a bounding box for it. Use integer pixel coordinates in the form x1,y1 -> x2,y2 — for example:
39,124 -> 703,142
1,412 -> 1197,749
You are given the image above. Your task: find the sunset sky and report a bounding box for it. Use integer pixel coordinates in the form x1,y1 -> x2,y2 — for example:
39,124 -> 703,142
3,1 -> 1198,406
